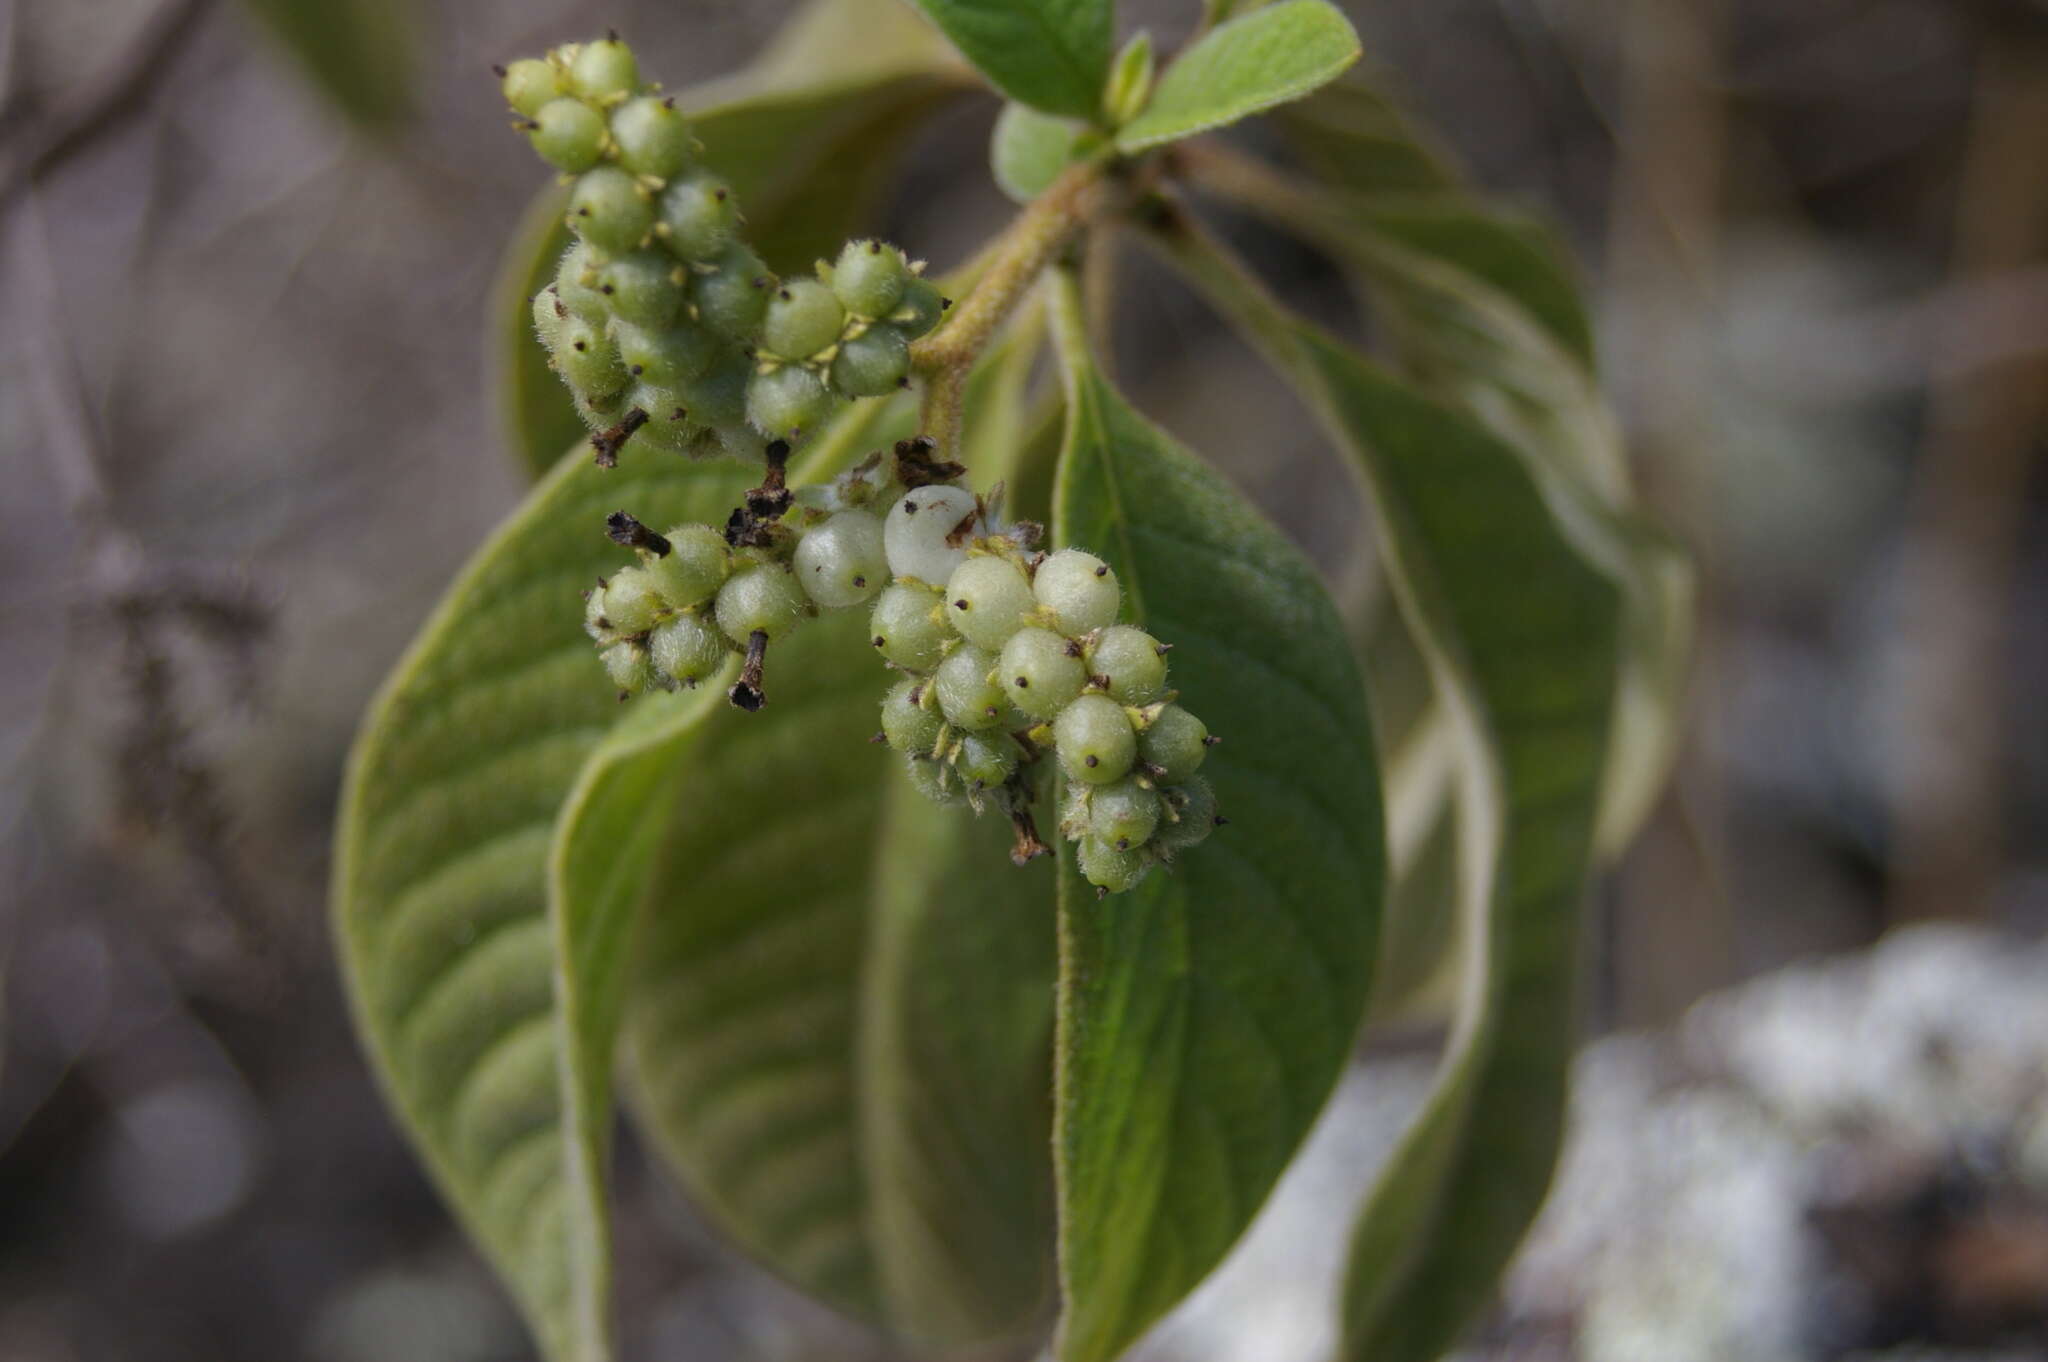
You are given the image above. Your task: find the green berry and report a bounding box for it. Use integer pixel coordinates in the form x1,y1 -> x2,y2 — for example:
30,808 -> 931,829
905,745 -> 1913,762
954,730 -> 1021,789
1087,625 -> 1168,704
946,555 -> 1036,650
832,239 -> 912,317
500,58 -> 567,117
647,524 -> 730,606
569,166 -> 654,253
602,640 -> 651,695
746,364 -> 836,443
884,484 -> 980,585
881,678 -> 944,755
609,94 -> 691,179
905,755 -> 968,807
829,326 -> 910,397
1000,626 -> 1086,719
612,319 -> 717,386
1088,776 -> 1162,852
714,564 -> 808,644
598,250 -> 686,328
1157,778 -> 1219,851
649,613 -> 728,688
656,173 -> 738,262
1034,549 -> 1120,634
583,585 -> 612,639
692,243 -> 774,340
794,510 -> 886,608
532,287 -> 566,350
761,278 -> 846,360
891,277 -> 947,338
529,98 -> 606,173
569,36 -> 638,102
556,317 -> 629,398
1077,835 -> 1149,894
1138,703 -> 1208,784
869,582 -> 950,671
934,645 -> 1008,731
554,244 -> 608,321
626,388 -> 696,450
1055,694 -> 1135,785
601,566 -> 664,634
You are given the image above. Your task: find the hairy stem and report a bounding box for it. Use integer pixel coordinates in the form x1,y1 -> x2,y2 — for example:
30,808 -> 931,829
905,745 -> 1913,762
911,159 -> 1110,458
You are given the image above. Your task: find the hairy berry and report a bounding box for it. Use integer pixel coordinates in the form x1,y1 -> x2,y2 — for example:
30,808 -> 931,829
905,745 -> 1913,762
649,613 -> 728,687
761,278 -> 846,360
883,484 -> 979,586
609,95 -> 691,179
501,58 -> 567,117
1055,694 -> 1136,785
934,645 -> 1009,731
1077,835 -> 1149,894
829,326 -> 910,397
553,244 -> 609,321
598,251 -> 686,328
1087,625 -> 1168,704
657,173 -> 737,262
691,243 -> 774,340
954,730 -> 1022,789
1088,776 -> 1162,851
905,755 -> 969,807
946,555 -> 1035,650
1139,703 -> 1208,784
569,166 -> 654,253
794,510 -> 886,608
1000,626 -> 1086,719
601,565 -> 664,634
715,564 -> 808,643
529,98 -> 606,173
869,582 -> 950,671
569,36 -> 638,103
602,640 -> 652,695
746,364 -> 835,443
1157,778 -> 1219,851
645,524 -> 729,605
832,239 -> 912,317
881,677 -> 943,755
892,277 -> 947,337
531,287 -> 565,351
1035,548 -> 1121,634
556,317 -> 629,397
612,319 -> 716,386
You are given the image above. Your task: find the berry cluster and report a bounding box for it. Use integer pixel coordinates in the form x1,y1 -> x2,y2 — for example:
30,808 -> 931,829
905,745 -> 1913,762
586,446 -> 1223,894
500,35 -> 946,466
866,487 -> 1221,894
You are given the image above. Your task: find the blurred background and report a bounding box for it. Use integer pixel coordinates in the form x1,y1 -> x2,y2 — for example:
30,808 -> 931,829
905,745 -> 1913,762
1,1 -> 2043,1359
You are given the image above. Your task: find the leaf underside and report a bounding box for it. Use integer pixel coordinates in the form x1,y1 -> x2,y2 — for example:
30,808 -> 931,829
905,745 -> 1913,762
333,449 -> 756,1362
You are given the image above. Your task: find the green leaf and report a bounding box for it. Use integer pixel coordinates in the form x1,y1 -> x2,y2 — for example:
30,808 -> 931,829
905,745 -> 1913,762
1299,336 -> 1619,1362
1277,76 -> 1457,197
1114,0 -> 1360,152
902,0 -> 1114,120
1045,273 -> 1384,1362
332,447 -> 758,1362
991,102 -> 1090,205
238,0 -> 412,129
1139,224 -> 1621,1362
493,188 -> 584,482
